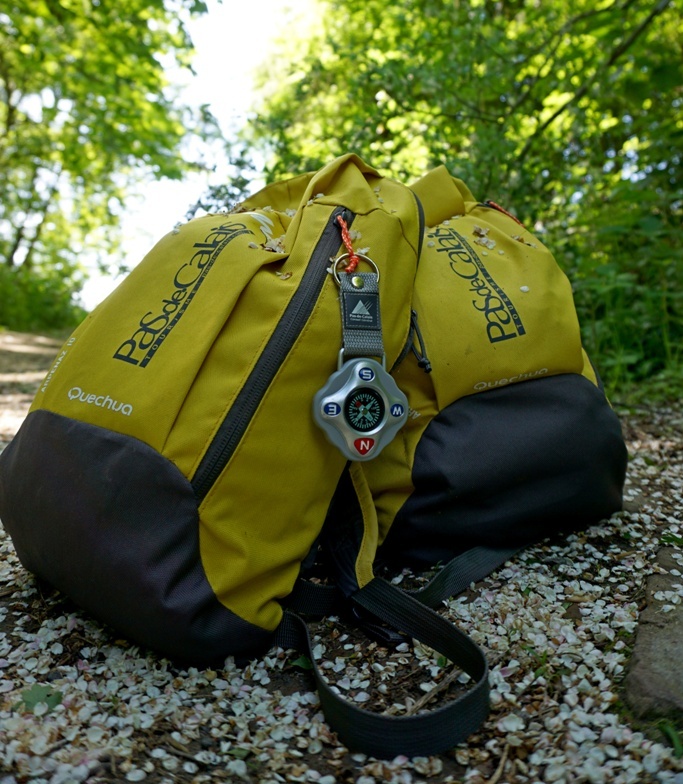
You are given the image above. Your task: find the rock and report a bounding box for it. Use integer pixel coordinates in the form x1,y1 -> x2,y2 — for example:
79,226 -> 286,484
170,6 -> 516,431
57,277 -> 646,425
624,548 -> 683,718
622,493 -> 646,513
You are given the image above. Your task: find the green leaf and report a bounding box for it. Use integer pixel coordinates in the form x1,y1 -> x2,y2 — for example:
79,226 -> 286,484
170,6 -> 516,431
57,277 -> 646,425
290,655 -> 313,670
658,720 -> 683,758
17,683 -> 64,714
227,747 -> 251,760
637,216 -> 663,234
661,533 -> 683,547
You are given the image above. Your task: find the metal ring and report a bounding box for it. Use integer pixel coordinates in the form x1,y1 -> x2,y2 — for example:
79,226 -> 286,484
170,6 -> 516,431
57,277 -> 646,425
332,253 -> 380,285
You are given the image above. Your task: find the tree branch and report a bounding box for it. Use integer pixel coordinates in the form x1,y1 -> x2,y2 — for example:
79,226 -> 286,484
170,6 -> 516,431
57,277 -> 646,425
4,165 -> 61,268
0,51 -> 19,139
517,0 -> 674,164
508,0 -> 641,116
5,224 -> 26,268
22,182 -> 59,270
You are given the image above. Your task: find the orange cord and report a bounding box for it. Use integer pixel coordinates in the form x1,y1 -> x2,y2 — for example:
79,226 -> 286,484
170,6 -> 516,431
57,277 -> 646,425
487,200 -> 525,227
337,215 -> 360,273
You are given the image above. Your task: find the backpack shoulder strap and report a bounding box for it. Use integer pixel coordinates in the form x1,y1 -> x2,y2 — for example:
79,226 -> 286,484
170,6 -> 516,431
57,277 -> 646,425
277,545 -> 525,757
408,545 -> 524,608
276,577 -> 490,758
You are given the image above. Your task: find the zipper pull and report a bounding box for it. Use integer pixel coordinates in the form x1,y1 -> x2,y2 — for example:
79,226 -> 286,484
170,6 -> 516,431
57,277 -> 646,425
410,310 -> 432,374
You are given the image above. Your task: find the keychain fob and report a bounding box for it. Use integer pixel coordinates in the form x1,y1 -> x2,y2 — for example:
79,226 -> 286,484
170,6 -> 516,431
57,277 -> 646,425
314,356 -> 408,461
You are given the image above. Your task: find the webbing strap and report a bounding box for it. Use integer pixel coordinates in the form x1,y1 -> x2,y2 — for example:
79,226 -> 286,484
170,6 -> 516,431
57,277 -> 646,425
285,545 -> 523,616
407,545 -> 523,607
282,578 -> 343,616
277,546 -> 524,757
276,578 -> 489,758
339,272 -> 385,359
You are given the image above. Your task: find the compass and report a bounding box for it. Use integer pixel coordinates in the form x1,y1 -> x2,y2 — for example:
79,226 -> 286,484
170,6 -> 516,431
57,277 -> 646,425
345,388 -> 385,432
313,357 -> 408,461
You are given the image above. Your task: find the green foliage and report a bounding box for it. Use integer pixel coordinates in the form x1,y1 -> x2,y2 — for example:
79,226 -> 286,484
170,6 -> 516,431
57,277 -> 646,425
660,532 -> 683,547
217,0 -> 682,395
658,719 -> 683,758
227,747 -> 252,760
0,263 -> 86,333
0,0 -> 221,330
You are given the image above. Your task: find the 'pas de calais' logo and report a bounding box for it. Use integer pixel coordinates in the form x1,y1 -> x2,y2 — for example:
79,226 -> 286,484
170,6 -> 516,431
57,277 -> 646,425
114,220 -> 252,368
68,387 -> 133,416
428,226 -> 526,344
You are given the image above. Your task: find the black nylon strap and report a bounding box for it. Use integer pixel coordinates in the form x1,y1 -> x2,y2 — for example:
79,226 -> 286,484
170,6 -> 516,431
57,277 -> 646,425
285,545 -> 522,617
282,579 -> 343,616
349,578 -> 490,755
407,545 -> 523,608
275,577 -> 490,758
273,547 -> 523,758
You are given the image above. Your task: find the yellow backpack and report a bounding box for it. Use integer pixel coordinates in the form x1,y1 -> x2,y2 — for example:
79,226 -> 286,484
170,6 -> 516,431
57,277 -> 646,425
0,153 -> 422,655
360,166 -> 627,570
0,156 -> 626,758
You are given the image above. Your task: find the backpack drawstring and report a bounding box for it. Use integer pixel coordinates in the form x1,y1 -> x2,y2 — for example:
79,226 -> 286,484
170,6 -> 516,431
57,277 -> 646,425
337,214 -> 360,273
410,310 -> 432,373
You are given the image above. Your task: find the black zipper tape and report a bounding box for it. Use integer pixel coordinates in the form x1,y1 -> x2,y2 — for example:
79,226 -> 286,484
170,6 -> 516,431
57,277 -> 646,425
413,191 -> 426,260
390,192 -> 426,374
191,206 -> 354,503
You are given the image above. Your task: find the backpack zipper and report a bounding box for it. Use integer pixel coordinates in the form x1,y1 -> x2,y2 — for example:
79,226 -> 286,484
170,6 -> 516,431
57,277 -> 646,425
414,192 -> 426,259
192,206 -> 355,503
390,192 -> 428,374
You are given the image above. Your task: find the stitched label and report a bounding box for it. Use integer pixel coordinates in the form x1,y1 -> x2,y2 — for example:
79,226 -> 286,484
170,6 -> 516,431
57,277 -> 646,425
344,292 -> 380,329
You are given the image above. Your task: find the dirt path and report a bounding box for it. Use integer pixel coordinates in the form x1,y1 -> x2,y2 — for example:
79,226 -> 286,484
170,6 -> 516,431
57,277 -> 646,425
0,330 -> 64,447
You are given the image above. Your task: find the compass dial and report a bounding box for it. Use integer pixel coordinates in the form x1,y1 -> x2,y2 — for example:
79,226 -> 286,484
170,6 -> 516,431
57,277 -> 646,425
344,388 -> 385,432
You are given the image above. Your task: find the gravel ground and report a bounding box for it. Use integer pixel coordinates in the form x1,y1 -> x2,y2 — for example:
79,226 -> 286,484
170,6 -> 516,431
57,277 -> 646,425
1,330 -> 682,784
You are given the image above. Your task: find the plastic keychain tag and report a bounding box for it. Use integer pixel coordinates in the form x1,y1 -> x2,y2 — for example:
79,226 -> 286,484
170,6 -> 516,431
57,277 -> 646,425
314,355 -> 408,461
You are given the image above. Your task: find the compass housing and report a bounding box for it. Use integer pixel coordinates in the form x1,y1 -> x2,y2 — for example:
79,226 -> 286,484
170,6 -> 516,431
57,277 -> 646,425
313,358 -> 408,461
